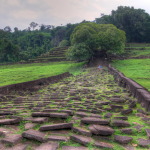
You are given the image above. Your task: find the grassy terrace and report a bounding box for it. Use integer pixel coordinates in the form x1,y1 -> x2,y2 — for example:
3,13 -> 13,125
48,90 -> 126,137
0,61 -> 85,86
112,59 -> 150,91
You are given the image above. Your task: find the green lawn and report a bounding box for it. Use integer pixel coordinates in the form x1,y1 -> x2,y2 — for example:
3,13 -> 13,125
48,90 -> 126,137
0,61 -> 85,86
112,59 -> 150,91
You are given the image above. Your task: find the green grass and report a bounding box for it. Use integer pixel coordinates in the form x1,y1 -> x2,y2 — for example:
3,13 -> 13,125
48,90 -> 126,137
128,49 -> 150,57
112,59 -> 150,91
0,61 -> 85,86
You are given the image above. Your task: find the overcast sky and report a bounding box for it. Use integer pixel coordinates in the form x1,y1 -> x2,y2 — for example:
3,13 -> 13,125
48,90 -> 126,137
0,0 -> 150,30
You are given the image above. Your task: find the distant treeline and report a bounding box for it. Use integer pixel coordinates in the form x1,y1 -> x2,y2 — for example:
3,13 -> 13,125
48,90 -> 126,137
0,6 -> 150,63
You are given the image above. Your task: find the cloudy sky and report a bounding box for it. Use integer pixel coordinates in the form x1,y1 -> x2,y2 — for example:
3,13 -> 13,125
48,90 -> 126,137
0,0 -> 150,30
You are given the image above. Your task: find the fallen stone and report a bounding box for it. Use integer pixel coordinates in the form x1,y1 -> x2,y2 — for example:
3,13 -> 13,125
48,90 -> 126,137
104,113 -> 113,118
1,134 -> 22,145
25,123 -> 36,130
32,112 -> 50,117
72,127 -> 92,136
137,138 -> 150,147
112,120 -> 130,127
35,142 -> 59,150
46,135 -> 69,142
62,146 -> 88,150
22,129 -> 46,142
129,101 -> 136,108
94,141 -> 113,149
81,117 -> 110,125
6,144 -> 28,150
32,117 -> 48,124
49,113 -> 69,119
0,128 -> 11,136
120,128 -> 133,134
89,125 -> 114,136
114,135 -> 133,144
121,109 -> 133,115
113,116 -> 128,120
39,123 -> 73,131
70,134 -> 93,146
0,118 -> 20,125
145,129 -> 150,139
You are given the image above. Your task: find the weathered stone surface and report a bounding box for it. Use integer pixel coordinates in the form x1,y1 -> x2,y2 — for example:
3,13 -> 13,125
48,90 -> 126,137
120,128 -> 133,134
1,134 -> 22,145
114,135 -> 133,144
32,117 -> 48,124
0,119 -> 20,125
113,116 -> 128,120
22,129 -> 46,142
32,112 -> 50,117
104,113 -> 113,118
94,141 -> 113,149
137,138 -> 150,147
25,123 -> 36,130
112,120 -> 130,127
60,110 -> 74,115
35,142 -> 59,150
46,135 -> 69,142
121,109 -> 133,115
72,127 -> 92,136
39,123 -> 73,131
89,125 -> 114,136
70,135 -> 92,146
0,128 -> 11,136
81,117 -> 110,125
6,144 -> 28,150
49,113 -> 69,119
145,129 -> 150,139
62,146 -> 88,150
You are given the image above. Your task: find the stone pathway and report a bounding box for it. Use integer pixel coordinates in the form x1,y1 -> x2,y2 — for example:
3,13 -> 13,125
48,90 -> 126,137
0,67 -> 149,150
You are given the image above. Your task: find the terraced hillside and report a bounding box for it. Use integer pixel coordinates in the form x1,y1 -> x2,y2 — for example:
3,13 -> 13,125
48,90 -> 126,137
0,67 -> 149,150
28,46 -> 69,63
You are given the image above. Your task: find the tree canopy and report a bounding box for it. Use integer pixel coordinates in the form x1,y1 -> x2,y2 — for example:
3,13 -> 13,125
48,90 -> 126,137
67,22 -> 126,61
95,6 -> 150,42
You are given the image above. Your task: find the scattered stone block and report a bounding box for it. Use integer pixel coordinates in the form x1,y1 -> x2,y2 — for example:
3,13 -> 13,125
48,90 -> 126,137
25,123 -> 36,130
94,141 -> 113,149
46,135 -> 69,142
6,144 -> 28,150
49,113 -> 69,119
22,129 -> 46,142
35,142 -> 59,150
113,116 -> 128,120
89,125 -> 114,136
121,109 -> 133,115
145,129 -> 150,139
62,146 -> 88,150
120,128 -> 133,134
70,134 -> 93,146
0,119 -> 20,125
112,120 -> 130,127
32,117 -> 48,124
114,135 -> 133,144
1,134 -> 22,145
72,127 -> 92,136
137,138 -> 150,147
39,123 -> 73,131
32,112 -> 50,117
81,117 -> 110,125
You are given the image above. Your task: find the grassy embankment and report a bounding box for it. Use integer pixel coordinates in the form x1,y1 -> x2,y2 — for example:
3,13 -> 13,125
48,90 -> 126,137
112,43 -> 150,91
0,61 -> 85,87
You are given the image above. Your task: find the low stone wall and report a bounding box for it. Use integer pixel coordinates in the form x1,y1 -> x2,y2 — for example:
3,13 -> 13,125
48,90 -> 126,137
108,64 -> 150,112
0,72 -> 71,95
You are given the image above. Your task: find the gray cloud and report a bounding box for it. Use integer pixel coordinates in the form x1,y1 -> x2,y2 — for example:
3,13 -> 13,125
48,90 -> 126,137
0,0 -> 150,30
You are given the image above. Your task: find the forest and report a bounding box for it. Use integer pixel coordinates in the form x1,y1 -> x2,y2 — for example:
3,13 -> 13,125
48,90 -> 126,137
0,6 -> 150,63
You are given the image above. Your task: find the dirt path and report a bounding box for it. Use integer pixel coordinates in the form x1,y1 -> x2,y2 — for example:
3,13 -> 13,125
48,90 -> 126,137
0,67 -> 149,150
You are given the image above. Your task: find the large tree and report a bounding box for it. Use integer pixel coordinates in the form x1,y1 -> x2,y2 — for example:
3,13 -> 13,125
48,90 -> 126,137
67,22 -> 126,61
95,6 -> 150,42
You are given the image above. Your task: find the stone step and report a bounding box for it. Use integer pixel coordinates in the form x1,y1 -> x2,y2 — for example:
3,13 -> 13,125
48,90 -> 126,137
39,123 -> 73,131
22,129 -> 46,142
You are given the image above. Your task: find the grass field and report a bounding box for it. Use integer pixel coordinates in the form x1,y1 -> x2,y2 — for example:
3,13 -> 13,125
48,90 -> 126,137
112,59 -> 150,91
0,61 -> 85,86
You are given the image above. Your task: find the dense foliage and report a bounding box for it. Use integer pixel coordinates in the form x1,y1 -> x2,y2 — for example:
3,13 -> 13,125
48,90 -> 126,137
0,23 -> 77,63
67,23 -> 126,61
95,6 -> 150,42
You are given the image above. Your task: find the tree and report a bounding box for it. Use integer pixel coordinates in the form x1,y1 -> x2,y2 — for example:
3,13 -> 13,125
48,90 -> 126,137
67,22 -> 126,61
4,26 -> 11,32
30,22 -> 38,30
95,6 -> 150,42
